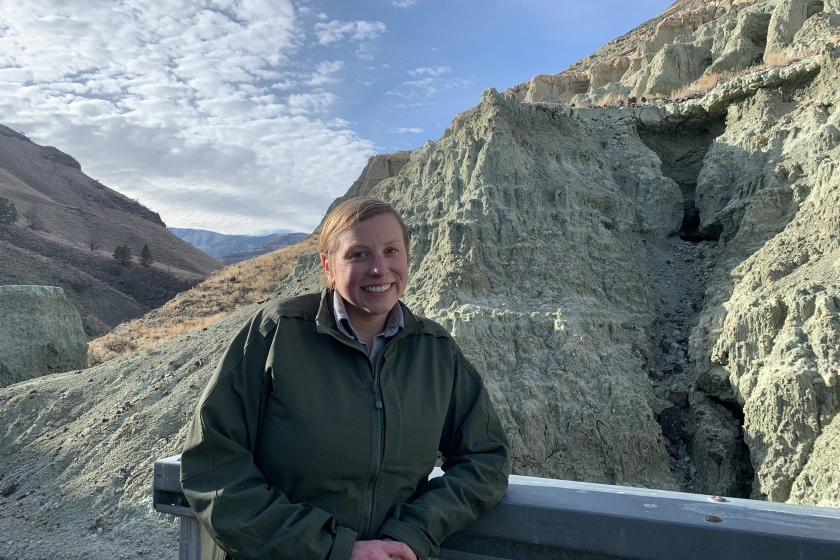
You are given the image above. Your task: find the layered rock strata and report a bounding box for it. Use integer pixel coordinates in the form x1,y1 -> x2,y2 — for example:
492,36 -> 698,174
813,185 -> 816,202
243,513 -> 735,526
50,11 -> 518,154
506,0 -> 840,106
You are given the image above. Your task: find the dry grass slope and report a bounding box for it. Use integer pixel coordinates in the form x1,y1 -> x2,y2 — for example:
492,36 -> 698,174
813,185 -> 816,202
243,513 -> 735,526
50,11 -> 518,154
88,234 -> 320,365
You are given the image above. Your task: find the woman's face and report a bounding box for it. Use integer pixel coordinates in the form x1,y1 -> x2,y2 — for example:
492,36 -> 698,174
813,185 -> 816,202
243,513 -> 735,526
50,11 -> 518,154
321,213 -> 409,327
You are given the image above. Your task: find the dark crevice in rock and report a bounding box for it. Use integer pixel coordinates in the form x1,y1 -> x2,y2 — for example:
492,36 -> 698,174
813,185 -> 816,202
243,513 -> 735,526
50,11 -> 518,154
744,11 -> 772,51
679,205 -> 723,242
637,116 -> 726,242
732,434 -> 756,499
708,395 -> 745,424
707,395 -> 755,498
638,117 -> 726,199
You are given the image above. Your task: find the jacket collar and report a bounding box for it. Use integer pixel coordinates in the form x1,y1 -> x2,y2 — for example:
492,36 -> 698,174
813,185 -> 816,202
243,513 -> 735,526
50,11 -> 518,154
315,288 -> 419,335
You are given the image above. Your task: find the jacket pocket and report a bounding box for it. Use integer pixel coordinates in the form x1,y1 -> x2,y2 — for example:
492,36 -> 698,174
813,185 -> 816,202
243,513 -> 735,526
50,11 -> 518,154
376,463 -> 433,518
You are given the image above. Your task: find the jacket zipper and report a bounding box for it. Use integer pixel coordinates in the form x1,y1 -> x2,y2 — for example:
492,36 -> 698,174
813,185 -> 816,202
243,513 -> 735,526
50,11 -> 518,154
358,325 -> 417,538
360,356 -> 381,539
316,313 -> 422,538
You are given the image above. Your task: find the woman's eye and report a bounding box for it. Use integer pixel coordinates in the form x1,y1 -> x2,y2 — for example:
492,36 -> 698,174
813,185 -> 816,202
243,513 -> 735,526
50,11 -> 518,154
385,248 -> 398,255
350,252 -> 367,259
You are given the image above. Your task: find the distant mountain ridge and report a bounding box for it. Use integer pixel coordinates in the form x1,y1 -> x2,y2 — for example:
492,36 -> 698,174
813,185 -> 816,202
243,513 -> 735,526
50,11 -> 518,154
170,227 -> 308,264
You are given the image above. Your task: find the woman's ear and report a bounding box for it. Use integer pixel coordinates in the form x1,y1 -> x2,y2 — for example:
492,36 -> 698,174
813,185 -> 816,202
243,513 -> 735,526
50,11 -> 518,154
320,253 -> 334,286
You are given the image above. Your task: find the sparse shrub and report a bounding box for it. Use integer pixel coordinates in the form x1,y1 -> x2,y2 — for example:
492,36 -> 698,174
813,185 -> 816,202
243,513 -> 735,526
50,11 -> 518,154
0,197 -> 17,225
69,280 -> 88,293
108,265 -> 123,276
87,345 -> 106,367
113,244 -> 132,265
670,72 -> 726,99
139,243 -> 153,266
764,51 -> 795,67
103,336 -> 134,354
764,47 -> 820,68
24,203 -> 40,229
599,92 -> 628,107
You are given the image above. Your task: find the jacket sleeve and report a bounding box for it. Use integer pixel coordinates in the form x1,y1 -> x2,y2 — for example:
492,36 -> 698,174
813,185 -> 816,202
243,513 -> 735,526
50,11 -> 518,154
180,313 -> 358,560
378,345 -> 511,559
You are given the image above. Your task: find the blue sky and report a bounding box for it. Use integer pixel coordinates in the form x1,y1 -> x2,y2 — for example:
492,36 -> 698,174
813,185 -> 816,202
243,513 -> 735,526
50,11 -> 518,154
0,0 -> 672,234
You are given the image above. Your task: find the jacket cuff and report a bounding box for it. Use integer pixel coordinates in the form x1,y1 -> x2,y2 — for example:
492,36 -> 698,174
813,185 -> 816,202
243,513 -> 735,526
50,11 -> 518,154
329,526 -> 357,560
379,519 -> 432,560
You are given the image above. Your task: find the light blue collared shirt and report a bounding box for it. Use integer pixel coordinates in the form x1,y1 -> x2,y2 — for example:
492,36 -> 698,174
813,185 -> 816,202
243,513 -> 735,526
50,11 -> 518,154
332,290 -> 404,364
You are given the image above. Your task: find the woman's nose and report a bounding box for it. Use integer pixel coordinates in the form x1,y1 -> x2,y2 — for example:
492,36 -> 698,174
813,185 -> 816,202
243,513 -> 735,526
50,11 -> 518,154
370,253 -> 389,275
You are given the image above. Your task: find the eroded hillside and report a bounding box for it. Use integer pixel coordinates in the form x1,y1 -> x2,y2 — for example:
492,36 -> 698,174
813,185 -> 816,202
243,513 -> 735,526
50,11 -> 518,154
87,235 -> 320,365
0,125 -> 222,337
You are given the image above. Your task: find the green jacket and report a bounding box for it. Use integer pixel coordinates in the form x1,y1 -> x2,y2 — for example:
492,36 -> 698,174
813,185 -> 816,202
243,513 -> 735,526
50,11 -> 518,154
180,290 -> 510,560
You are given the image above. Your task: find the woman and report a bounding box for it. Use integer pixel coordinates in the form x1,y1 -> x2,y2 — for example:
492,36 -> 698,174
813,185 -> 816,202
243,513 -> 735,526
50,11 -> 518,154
180,198 -> 510,560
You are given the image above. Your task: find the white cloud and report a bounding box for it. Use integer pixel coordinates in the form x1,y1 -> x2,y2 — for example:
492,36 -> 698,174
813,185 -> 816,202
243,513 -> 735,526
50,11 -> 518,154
386,74 -> 472,101
287,92 -> 337,115
395,102 -> 436,108
0,0 -> 377,233
307,60 -> 345,85
408,66 -> 450,77
392,0 -> 416,7
354,41 -> 378,61
314,20 -> 387,46
391,127 -> 424,133
326,117 -> 355,128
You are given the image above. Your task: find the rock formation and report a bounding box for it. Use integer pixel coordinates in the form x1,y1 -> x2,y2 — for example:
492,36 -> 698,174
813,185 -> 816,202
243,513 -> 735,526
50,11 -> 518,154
321,151 -> 413,222
1,0 -> 840,558
0,286 -> 87,386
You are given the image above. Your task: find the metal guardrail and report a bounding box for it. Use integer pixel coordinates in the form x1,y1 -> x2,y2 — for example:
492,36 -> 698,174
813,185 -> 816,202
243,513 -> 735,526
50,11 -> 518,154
154,455 -> 840,560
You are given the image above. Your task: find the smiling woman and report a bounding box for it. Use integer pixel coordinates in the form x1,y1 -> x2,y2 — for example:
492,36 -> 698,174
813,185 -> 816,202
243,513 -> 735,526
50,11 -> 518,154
319,199 -> 410,350
180,197 -> 510,560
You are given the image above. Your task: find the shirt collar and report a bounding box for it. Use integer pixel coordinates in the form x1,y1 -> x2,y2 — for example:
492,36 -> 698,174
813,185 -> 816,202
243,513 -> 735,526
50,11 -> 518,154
332,289 -> 404,341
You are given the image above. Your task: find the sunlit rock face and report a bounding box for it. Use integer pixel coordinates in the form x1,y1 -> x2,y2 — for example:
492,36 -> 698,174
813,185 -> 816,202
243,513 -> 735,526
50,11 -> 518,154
688,50 -> 840,507
473,0 -> 840,507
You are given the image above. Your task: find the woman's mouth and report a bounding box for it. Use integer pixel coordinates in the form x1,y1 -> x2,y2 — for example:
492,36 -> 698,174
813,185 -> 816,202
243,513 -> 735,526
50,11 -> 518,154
362,283 -> 393,293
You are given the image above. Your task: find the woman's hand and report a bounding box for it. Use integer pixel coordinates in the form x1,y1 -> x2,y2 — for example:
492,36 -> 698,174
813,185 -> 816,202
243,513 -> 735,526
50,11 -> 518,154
350,539 -> 417,560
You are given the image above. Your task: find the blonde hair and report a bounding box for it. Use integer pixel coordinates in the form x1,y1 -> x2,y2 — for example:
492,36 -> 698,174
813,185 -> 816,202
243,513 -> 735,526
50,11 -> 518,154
320,198 -> 410,286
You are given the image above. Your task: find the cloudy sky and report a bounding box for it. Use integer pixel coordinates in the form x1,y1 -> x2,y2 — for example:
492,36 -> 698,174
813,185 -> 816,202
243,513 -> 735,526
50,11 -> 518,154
0,0 -> 671,234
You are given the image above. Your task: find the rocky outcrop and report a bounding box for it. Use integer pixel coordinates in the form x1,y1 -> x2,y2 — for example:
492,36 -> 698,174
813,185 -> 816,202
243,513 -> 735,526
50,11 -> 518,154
0,285 -> 87,386
320,151 -> 412,224
540,39 -> 840,506
766,0 -> 828,55
506,0 -> 840,107
686,46 -> 840,506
